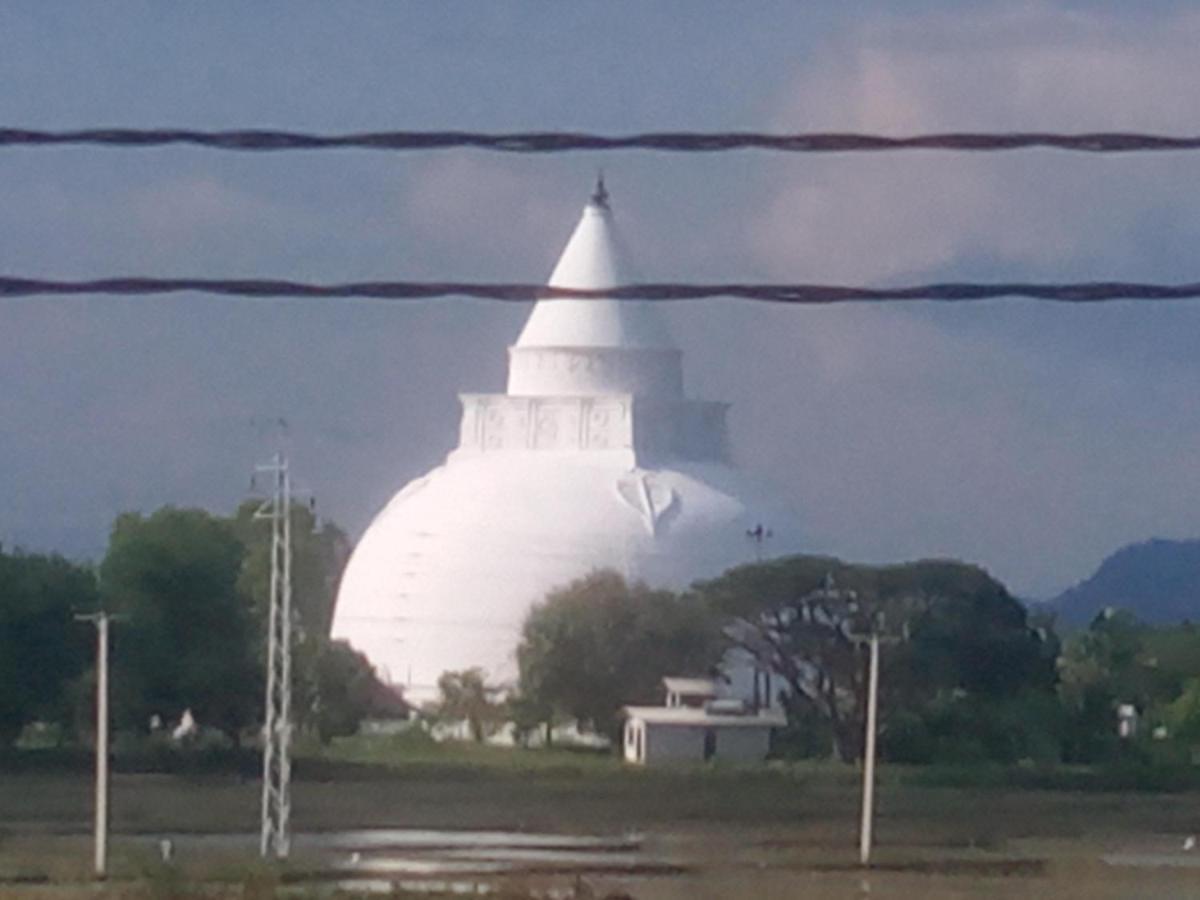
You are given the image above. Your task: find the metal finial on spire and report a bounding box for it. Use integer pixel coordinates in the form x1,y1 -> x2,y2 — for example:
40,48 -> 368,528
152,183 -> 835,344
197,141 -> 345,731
591,171 -> 609,209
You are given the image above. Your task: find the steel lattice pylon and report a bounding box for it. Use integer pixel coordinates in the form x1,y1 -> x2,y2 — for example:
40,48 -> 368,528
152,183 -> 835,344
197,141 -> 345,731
256,453 -> 293,859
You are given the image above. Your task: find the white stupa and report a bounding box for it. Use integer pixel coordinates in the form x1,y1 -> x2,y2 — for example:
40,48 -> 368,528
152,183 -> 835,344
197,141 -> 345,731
331,181 -> 803,699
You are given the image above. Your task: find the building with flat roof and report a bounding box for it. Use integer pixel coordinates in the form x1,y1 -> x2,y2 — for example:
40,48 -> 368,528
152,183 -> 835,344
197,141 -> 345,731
623,677 -> 786,765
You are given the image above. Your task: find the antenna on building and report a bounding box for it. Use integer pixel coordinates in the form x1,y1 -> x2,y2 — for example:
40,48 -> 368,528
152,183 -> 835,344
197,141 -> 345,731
254,452 -> 293,859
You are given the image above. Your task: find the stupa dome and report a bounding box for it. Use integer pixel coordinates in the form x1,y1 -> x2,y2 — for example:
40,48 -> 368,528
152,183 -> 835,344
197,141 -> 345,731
330,182 -> 803,700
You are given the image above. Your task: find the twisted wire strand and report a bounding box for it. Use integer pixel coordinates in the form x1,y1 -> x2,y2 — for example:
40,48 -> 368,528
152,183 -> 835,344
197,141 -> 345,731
4,277 -> 1200,304
3,128 -> 1200,154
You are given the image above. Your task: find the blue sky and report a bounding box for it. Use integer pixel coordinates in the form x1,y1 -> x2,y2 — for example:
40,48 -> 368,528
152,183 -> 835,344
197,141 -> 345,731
3,2 -> 1200,597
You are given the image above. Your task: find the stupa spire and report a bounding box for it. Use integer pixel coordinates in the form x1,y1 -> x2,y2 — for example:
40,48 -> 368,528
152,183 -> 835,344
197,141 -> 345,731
591,171 -> 609,209
513,180 -> 673,350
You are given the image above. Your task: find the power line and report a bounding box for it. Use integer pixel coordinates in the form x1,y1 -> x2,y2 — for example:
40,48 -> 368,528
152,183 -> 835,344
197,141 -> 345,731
4,276 -> 1200,304
4,128 -> 1200,154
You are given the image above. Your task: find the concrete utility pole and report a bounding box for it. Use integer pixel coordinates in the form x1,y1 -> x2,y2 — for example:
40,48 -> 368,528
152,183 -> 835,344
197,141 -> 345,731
846,609 -> 903,868
255,453 -> 294,859
860,630 -> 881,867
75,611 -> 122,879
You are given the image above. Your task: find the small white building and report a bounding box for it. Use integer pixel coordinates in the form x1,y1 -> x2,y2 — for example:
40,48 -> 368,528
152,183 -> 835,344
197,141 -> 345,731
622,677 -> 786,765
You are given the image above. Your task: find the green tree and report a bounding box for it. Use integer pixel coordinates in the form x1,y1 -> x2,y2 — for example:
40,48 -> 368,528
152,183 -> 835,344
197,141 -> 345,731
699,555 -> 1057,763
100,508 -> 260,740
1056,612 -> 1200,762
1165,677 -> 1200,747
306,639 -> 405,744
432,668 -> 504,742
698,556 -> 873,761
231,501 -> 389,740
1057,609 -> 1149,763
0,548 -> 97,744
230,500 -> 350,637
516,570 -> 725,741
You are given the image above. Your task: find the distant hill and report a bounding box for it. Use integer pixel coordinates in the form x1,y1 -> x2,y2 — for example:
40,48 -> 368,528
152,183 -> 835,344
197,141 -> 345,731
1052,538 -> 1200,627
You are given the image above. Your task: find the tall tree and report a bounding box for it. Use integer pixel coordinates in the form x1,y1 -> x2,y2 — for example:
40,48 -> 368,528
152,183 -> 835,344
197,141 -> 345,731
516,570 -> 725,741
433,668 -> 505,742
230,500 -> 350,638
0,548 -> 97,744
100,508 -> 259,740
698,556 -> 867,761
698,556 -> 1056,762
308,639 -> 405,744
230,501 -> 382,738
1052,609 -> 1200,762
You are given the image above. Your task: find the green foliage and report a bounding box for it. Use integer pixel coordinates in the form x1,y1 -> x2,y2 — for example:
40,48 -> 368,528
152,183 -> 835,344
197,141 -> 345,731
1053,609 -> 1194,762
432,668 -> 505,742
97,503 -> 393,747
230,499 -> 349,637
232,500 -> 393,741
0,548 -> 96,744
100,508 -> 260,739
305,638 -> 400,744
1165,677 -> 1200,746
699,555 -> 1058,763
886,690 -> 1064,765
515,570 -> 725,741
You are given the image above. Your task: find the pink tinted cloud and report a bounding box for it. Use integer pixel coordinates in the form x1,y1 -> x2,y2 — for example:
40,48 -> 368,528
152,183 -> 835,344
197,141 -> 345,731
747,6 -> 1200,282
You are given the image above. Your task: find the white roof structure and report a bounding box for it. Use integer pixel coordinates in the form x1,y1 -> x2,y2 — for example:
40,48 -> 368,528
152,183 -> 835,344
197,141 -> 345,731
662,677 -> 721,698
331,181 -> 804,702
622,706 -> 787,728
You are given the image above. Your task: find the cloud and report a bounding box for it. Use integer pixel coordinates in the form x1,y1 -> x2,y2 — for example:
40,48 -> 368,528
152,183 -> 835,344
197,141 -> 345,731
679,5 -> 1200,596
129,176 -> 271,236
401,155 -> 580,278
747,6 -> 1200,283
674,296 -> 1200,597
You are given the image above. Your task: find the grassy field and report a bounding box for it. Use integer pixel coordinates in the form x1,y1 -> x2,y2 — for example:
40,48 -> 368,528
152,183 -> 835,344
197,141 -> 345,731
3,734 -> 1200,897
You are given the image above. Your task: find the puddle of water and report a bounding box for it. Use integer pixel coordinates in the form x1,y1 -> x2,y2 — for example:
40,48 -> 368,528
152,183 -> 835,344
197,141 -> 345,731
333,849 -> 681,876
335,859 -> 513,876
1103,852 -> 1200,869
140,828 -> 671,882
306,829 -> 642,851
437,847 -> 644,864
333,878 -> 500,896
145,828 -> 640,853
1102,836 -> 1200,869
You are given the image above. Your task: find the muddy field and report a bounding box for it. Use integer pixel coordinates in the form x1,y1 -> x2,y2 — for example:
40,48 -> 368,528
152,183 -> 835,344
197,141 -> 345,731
3,761 -> 1200,898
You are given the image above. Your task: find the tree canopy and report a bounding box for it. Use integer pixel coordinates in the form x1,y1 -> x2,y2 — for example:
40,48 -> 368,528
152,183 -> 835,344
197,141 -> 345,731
231,500 -> 349,638
93,503 -> 388,745
432,668 -> 505,742
515,570 -> 725,740
0,548 -> 96,744
100,508 -> 260,739
697,555 -> 1057,762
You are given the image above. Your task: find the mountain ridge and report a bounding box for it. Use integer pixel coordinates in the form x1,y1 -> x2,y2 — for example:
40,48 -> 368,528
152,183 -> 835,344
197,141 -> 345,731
1052,537 -> 1200,627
